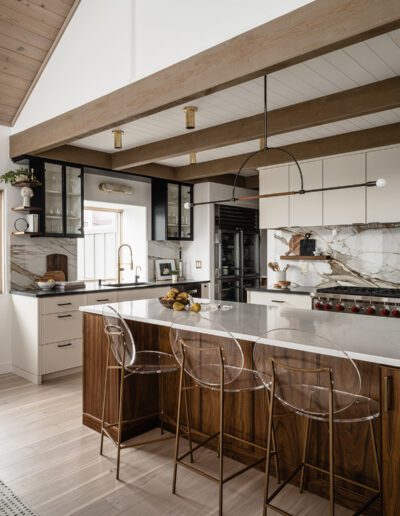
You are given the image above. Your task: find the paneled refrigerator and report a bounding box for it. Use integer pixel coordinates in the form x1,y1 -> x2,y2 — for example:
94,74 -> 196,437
214,205 -> 260,302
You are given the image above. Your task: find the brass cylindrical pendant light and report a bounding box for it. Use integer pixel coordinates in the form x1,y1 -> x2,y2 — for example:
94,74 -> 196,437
112,129 -> 124,149
189,152 -> 197,165
184,106 -> 197,129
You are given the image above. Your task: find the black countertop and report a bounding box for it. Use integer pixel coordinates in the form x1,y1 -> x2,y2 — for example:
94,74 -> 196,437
10,279 -> 210,298
246,286 -> 316,296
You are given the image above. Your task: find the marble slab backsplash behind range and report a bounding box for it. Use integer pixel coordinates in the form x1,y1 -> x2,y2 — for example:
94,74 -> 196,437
10,238 -> 77,290
147,240 -> 180,281
268,224 -> 400,288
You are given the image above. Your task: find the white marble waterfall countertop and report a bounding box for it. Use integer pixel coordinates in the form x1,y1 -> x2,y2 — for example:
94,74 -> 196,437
80,298 -> 400,367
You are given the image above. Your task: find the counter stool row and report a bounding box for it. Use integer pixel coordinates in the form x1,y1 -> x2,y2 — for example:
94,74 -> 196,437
100,306 -> 380,516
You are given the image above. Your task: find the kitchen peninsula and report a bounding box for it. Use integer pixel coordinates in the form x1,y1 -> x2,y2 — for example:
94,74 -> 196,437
81,298 -> 400,514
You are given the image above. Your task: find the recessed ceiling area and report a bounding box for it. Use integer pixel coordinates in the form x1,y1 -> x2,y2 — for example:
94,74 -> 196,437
0,0 -> 79,126
72,29 -> 400,156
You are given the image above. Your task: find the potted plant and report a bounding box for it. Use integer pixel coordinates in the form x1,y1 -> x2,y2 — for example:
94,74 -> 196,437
171,270 -> 179,283
0,167 -> 30,184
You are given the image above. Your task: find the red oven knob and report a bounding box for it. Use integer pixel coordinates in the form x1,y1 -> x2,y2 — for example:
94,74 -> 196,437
351,305 -> 360,313
381,307 -> 390,317
315,301 -> 323,310
366,306 -> 376,315
392,308 -> 400,318
335,303 -> 345,312
323,302 -> 332,311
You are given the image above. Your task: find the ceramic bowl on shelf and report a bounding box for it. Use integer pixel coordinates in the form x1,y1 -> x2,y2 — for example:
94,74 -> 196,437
36,280 -> 56,291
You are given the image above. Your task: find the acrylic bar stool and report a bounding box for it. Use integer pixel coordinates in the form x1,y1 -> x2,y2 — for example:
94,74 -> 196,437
100,305 -> 179,480
170,312 -> 280,516
253,328 -> 380,516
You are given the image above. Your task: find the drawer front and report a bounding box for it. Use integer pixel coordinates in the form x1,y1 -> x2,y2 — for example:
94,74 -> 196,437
86,292 -> 118,305
41,294 -> 86,315
42,339 -> 82,374
41,311 -> 82,344
117,287 -> 166,302
248,291 -> 312,309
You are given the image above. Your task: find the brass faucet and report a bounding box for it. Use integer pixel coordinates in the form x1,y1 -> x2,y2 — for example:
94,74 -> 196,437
117,244 -> 133,284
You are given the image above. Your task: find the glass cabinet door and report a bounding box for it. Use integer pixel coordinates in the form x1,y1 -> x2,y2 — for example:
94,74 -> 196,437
66,166 -> 83,236
44,162 -> 63,235
180,184 -> 192,239
167,183 -> 179,239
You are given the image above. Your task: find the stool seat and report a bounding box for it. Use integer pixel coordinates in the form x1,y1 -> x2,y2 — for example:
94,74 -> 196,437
272,384 -> 380,423
192,364 -> 265,392
126,351 -> 179,375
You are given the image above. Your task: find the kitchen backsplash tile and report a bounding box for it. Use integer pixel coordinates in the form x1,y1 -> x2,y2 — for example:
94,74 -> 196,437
268,224 -> 400,287
147,240 -> 180,280
10,238 -> 77,289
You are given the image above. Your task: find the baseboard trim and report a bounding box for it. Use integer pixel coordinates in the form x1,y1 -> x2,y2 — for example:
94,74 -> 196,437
11,365 -> 41,384
43,366 -> 82,382
0,362 -> 11,375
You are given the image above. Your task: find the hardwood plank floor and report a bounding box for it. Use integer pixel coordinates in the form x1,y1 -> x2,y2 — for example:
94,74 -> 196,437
0,373 -> 351,515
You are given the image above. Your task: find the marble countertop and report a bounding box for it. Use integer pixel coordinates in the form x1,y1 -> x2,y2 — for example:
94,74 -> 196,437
80,298 -> 400,367
247,286 -> 315,296
10,279 -> 209,298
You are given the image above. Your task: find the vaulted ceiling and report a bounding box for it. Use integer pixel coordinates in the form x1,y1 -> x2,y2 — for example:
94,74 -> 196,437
0,0 -> 79,126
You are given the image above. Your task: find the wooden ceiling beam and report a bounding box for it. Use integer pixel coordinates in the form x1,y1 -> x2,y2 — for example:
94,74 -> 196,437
10,0 -> 400,158
112,77 -> 400,169
176,123 -> 400,180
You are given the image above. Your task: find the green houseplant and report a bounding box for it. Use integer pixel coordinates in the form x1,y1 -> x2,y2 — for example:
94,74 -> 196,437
0,167 -> 30,184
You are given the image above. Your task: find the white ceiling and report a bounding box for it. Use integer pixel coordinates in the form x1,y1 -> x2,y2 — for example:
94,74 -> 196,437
73,29 -> 400,162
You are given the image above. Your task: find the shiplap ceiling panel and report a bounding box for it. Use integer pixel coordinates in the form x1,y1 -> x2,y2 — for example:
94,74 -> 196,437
158,109 -> 400,170
0,0 -> 78,125
74,29 -> 400,155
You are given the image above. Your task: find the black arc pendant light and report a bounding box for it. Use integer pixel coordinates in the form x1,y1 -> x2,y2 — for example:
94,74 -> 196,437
184,75 -> 386,209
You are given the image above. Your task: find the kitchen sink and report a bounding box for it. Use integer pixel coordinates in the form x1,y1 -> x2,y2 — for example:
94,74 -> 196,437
106,282 -> 149,287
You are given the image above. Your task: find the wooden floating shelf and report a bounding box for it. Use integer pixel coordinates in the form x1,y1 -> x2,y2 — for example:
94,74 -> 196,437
12,231 -> 42,236
12,207 -> 42,213
280,255 -> 331,261
11,181 -> 42,188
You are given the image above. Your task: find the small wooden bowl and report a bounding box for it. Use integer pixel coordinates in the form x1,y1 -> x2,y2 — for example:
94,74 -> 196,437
158,297 -> 190,309
278,280 -> 291,288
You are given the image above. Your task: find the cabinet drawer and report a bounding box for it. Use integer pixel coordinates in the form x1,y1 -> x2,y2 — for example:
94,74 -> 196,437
40,295 -> 86,315
248,291 -> 312,309
117,287 -> 166,302
41,311 -> 82,344
42,339 -> 82,374
86,292 -> 118,305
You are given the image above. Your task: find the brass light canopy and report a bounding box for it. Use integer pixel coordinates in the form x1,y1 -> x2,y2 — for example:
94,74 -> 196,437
184,106 -> 197,130
112,129 -> 124,149
189,152 -> 197,165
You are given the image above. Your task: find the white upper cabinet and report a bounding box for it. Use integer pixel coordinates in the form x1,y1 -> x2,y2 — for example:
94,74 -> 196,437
259,165 -> 289,229
367,147 -> 400,223
323,153 -> 366,226
289,160 -> 323,227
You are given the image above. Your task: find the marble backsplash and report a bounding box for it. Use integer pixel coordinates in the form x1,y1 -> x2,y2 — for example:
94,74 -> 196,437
268,224 -> 400,288
10,238 -> 77,290
147,240 -> 180,280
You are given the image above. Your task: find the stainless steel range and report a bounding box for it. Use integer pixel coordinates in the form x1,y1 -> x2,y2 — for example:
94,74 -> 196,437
311,286 -> 400,317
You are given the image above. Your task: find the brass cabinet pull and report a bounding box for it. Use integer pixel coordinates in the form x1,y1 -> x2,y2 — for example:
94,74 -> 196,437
383,376 -> 393,412
57,343 -> 72,348
57,314 -> 72,319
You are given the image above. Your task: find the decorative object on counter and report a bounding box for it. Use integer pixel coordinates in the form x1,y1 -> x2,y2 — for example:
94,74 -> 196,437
35,279 -> 56,291
46,254 -> 68,280
159,288 -> 201,312
183,75 -> 386,210
299,233 -> 316,256
171,270 -> 179,283
13,218 -> 29,234
286,233 -> 303,255
26,214 -> 39,233
155,258 -> 176,281
55,280 -> 86,290
41,270 -> 66,282
268,261 -> 289,287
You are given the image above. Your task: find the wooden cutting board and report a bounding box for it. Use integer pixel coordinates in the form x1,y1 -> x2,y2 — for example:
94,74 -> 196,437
46,254 -> 68,280
42,270 -> 66,282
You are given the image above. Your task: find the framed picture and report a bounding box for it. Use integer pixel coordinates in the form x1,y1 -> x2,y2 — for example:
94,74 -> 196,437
155,259 -> 176,281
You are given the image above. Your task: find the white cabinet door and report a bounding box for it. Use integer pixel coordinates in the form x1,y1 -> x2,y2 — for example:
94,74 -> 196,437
41,339 -> 82,374
323,153 -> 366,225
247,291 -> 312,309
289,160 -> 323,226
367,147 -> 400,223
86,291 -> 119,305
259,165 -> 289,229
117,287 -> 167,302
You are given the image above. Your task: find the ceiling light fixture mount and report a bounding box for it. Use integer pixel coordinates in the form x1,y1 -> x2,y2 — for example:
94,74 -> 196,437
184,75 -> 386,209
112,129 -> 124,150
189,152 -> 197,165
184,106 -> 198,130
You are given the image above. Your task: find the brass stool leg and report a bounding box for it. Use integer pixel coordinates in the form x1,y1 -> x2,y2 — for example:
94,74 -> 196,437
218,375 -> 225,516
116,366 -> 125,480
172,362 -> 185,494
267,389 -> 280,484
183,374 -> 194,463
160,373 -> 165,435
328,394 -> 335,515
299,417 -> 312,493
100,343 -> 111,456
369,419 -> 381,491
263,385 -> 276,516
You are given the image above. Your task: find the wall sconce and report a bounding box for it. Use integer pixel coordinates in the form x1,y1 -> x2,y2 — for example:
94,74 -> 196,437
112,129 -> 124,149
184,106 -> 197,129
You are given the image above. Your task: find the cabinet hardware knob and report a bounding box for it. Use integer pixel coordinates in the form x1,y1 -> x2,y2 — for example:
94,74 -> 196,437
383,375 -> 393,412
57,343 -> 72,348
57,302 -> 72,306
57,314 -> 72,318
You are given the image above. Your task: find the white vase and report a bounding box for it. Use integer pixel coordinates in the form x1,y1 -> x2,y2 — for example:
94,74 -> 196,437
172,274 -> 178,283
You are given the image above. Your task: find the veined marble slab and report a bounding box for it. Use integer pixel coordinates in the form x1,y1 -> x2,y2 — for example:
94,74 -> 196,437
80,298 -> 400,367
147,240 -> 180,280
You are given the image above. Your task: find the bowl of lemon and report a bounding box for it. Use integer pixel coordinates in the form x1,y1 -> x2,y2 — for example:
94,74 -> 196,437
159,288 -> 201,313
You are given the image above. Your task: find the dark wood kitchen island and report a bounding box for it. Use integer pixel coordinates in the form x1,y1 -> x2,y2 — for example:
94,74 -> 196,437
80,298 -> 400,514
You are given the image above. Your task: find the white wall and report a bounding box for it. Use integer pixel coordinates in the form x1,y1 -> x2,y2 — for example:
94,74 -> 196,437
13,0 -> 135,132
134,0 -> 313,79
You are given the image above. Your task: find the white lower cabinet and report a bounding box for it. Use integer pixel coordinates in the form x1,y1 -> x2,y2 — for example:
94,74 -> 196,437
117,287 -> 167,302
41,311 -> 82,344
247,290 -> 312,309
42,339 -> 82,375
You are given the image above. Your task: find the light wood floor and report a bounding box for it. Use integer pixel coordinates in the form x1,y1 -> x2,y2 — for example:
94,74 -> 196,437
0,373 -> 351,516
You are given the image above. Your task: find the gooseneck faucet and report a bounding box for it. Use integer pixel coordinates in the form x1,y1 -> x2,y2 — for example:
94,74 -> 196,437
135,265 -> 142,284
117,244 -> 133,284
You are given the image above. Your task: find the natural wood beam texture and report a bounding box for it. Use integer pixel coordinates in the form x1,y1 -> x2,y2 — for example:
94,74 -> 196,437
176,123 -> 400,180
112,77 -> 400,169
10,0 -> 400,158
122,163 -> 177,180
